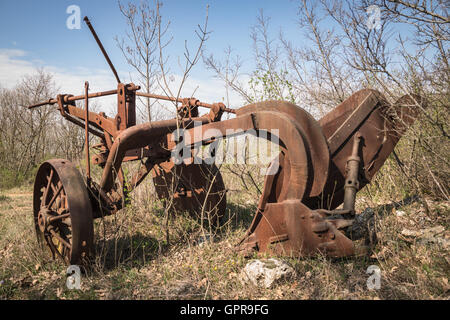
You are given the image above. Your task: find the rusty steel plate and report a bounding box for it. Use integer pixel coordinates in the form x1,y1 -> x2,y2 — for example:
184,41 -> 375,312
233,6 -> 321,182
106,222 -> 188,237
237,100 -> 330,198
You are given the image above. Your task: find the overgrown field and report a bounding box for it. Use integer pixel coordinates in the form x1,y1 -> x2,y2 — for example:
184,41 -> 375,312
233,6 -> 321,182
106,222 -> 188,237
1,0 -> 448,301
0,168 -> 448,300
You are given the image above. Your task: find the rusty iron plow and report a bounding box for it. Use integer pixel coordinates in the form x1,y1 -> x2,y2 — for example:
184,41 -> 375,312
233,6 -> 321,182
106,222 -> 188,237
25,17 -> 426,265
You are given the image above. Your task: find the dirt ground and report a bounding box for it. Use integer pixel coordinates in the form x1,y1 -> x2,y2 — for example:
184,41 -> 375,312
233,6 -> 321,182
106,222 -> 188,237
0,184 -> 449,300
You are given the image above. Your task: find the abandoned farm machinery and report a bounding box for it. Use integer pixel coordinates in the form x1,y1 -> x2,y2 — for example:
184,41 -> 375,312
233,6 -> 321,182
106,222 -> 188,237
24,17 -> 426,265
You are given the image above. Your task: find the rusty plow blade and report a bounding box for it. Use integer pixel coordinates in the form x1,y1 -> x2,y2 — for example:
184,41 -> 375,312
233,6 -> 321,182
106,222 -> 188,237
237,89 -> 426,258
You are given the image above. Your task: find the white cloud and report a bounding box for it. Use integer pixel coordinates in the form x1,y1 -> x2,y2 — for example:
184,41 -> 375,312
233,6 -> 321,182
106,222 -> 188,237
0,48 -> 248,118
0,49 -> 35,85
0,48 -> 118,113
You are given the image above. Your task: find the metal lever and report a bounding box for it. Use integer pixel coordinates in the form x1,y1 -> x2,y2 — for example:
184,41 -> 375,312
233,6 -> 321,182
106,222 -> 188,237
84,81 -> 91,180
83,16 -> 121,84
343,132 -> 363,214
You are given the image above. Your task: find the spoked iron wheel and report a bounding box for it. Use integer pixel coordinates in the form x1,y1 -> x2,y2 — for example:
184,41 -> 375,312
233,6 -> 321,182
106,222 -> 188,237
33,159 -> 94,265
152,160 -> 227,225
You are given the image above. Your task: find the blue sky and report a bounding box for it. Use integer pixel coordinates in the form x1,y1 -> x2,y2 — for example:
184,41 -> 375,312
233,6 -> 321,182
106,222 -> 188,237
0,0 -> 423,114
0,1 -> 302,81
0,0 -> 311,112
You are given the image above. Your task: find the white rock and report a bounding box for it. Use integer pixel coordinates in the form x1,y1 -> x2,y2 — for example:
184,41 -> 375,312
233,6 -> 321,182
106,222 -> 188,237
240,258 -> 295,289
401,225 -> 449,249
395,210 -> 405,217
401,225 -> 445,238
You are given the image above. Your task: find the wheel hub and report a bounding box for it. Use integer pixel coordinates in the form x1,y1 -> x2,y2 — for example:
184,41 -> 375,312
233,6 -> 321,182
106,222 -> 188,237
37,208 -> 51,233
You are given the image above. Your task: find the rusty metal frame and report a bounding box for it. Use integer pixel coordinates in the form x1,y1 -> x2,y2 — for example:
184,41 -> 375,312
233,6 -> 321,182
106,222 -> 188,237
25,16 -> 426,264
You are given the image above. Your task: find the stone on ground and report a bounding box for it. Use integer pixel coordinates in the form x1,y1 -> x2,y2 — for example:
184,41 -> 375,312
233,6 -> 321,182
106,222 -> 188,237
240,258 -> 295,288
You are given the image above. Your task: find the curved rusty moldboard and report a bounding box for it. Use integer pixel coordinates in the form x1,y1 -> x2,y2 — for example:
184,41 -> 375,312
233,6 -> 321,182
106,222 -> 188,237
304,89 -> 426,210
237,90 -> 425,258
236,101 -> 330,198
236,102 -> 336,257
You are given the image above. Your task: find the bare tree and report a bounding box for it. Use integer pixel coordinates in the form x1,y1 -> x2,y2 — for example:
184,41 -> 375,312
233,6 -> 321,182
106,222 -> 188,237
0,70 -> 88,188
116,0 -> 215,243
116,0 -> 169,121
203,47 -> 253,104
203,0 -> 449,199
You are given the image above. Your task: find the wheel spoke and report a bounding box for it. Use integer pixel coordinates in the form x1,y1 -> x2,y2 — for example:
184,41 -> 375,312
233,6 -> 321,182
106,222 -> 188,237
57,208 -> 69,215
48,213 -> 70,222
41,169 -> 54,208
43,235 -> 55,259
46,235 -> 63,260
49,229 -> 72,250
59,193 -> 65,210
47,183 -> 63,209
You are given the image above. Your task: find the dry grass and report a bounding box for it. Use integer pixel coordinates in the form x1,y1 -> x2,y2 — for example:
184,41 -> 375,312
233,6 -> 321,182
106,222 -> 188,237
0,168 -> 449,300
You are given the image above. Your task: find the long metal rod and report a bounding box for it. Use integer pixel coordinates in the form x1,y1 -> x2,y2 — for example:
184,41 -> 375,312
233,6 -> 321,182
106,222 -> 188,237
136,91 -> 236,114
27,85 -> 142,109
65,89 -> 120,103
197,101 -> 236,114
84,81 -> 91,180
26,89 -> 119,109
83,16 -> 121,84
136,92 -> 179,103
99,116 -> 210,191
